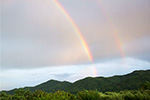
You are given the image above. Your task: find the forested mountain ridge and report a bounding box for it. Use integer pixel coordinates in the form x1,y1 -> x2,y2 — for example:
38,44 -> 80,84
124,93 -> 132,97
3,69 -> 150,94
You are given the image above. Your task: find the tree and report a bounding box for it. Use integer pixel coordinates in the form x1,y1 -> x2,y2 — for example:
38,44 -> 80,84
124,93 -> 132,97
140,81 -> 150,90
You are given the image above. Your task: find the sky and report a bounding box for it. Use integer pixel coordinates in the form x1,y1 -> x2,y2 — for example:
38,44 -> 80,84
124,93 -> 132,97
0,0 -> 150,91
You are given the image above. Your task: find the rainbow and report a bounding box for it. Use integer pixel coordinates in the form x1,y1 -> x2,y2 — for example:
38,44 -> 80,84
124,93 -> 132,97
96,0 -> 125,58
53,0 -> 97,76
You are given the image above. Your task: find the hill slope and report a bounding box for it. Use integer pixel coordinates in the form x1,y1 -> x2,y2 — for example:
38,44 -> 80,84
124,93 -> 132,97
4,69 -> 150,94
67,70 -> 150,93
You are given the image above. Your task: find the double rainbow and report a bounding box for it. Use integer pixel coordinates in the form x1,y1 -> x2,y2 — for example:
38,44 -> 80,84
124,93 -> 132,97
53,0 -> 126,76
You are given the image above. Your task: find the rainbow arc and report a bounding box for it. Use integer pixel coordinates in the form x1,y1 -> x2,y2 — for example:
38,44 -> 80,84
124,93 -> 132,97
53,0 -> 126,76
96,0 -> 125,58
53,0 -> 97,76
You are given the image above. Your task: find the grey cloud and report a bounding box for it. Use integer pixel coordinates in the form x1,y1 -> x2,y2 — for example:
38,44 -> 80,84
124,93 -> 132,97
1,0 -> 150,69
53,73 -> 74,80
123,35 -> 150,61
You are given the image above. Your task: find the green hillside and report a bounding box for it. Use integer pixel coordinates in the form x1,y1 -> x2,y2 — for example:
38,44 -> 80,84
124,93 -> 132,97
4,69 -> 150,94
29,80 -> 72,92
67,70 -> 150,93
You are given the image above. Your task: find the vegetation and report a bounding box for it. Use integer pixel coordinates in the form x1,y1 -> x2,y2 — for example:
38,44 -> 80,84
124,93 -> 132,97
0,86 -> 150,100
1,70 -> 150,99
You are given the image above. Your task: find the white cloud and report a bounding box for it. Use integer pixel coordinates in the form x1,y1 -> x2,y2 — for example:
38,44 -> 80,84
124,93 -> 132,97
0,57 -> 149,91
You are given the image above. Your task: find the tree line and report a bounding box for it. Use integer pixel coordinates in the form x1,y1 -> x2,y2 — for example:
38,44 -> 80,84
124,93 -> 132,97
0,81 -> 150,100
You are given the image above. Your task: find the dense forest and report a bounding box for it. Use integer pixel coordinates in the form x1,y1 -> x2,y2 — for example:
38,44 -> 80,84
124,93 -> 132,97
0,81 -> 150,100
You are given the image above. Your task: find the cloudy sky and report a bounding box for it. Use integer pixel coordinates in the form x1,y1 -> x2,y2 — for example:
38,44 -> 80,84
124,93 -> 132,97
1,0 -> 150,91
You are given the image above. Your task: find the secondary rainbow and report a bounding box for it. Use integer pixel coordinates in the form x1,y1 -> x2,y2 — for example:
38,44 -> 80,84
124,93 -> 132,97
96,0 -> 125,58
53,0 -> 97,76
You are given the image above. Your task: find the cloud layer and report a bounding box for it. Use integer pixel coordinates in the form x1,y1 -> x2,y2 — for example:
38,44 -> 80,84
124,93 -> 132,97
1,0 -> 150,69
0,57 -> 150,91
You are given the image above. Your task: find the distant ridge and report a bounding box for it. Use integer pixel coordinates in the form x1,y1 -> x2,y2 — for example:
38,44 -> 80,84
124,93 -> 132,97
3,69 -> 150,94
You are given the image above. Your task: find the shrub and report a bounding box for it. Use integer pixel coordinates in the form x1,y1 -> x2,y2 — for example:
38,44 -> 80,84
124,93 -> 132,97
1,89 -> 150,100
77,90 -> 100,100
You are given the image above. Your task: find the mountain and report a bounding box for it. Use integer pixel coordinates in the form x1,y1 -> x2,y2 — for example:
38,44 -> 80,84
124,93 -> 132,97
28,80 -> 71,92
4,69 -> 150,94
67,69 -> 150,93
